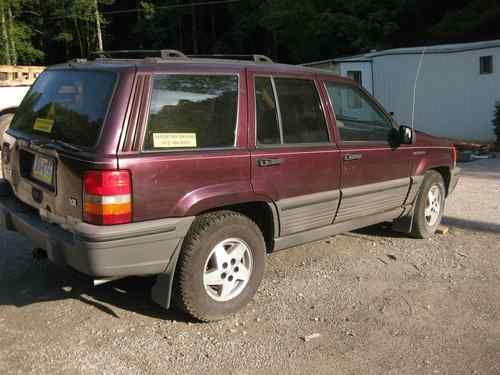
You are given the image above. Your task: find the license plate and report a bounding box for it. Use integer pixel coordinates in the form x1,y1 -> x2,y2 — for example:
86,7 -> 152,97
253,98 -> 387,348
32,154 -> 54,186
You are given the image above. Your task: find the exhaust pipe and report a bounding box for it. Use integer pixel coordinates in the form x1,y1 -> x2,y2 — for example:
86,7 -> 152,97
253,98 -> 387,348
32,248 -> 47,261
93,277 -> 123,287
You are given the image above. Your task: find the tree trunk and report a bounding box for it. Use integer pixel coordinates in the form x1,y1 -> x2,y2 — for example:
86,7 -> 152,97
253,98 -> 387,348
95,0 -> 103,51
191,5 -> 198,54
0,0 -> 11,64
7,5 -> 16,64
74,17 -> 84,57
177,0 -> 183,51
210,5 -> 216,52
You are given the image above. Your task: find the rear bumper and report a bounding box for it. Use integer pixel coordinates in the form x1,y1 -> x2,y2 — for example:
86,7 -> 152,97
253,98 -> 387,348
448,167 -> 460,195
0,180 -> 194,277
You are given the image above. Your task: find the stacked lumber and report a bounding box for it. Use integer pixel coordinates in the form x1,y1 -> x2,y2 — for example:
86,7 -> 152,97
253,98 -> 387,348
0,65 -> 45,86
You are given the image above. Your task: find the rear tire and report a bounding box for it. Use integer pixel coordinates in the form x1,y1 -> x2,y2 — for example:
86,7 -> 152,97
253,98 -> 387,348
0,113 -> 14,141
173,210 -> 266,321
410,170 -> 446,239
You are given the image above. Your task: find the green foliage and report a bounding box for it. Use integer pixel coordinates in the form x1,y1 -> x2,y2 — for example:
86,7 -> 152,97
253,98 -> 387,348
3,0 -> 500,65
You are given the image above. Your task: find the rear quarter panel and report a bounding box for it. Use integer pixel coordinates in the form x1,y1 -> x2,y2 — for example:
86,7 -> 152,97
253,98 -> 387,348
118,67 -> 261,221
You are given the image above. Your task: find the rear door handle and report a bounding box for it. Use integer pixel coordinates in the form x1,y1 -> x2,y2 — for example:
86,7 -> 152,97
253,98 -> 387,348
257,158 -> 284,167
344,153 -> 363,161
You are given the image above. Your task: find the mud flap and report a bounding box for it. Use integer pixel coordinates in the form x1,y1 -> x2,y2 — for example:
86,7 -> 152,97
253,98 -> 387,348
151,241 -> 183,310
392,211 -> 413,233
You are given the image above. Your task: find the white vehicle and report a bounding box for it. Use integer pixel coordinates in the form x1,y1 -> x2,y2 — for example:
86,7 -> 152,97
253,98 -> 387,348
0,65 -> 45,138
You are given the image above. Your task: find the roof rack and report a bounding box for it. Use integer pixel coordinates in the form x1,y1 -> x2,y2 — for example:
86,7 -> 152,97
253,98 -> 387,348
89,49 -> 188,60
189,54 -> 273,63
88,50 -> 274,64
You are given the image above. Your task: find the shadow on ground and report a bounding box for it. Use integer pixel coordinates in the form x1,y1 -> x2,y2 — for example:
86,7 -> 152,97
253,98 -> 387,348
0,235 -> 192,322
443,217 -> 500,235
1,213 -> 498,321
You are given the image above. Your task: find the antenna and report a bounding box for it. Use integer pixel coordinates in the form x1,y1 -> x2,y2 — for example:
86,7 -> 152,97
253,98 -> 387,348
411,47 -> 426,132
408,47 -> 426,234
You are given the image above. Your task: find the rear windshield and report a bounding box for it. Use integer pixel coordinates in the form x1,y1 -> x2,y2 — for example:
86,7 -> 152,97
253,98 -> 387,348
10,70 -> 116,148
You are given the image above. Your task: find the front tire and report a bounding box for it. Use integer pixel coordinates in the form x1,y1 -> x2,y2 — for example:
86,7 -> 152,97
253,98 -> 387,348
411,170 -> 446,239
173,211 -> 266,321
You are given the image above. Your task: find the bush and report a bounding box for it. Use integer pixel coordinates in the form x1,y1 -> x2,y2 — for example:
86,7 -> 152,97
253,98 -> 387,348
494,102 -> 500,150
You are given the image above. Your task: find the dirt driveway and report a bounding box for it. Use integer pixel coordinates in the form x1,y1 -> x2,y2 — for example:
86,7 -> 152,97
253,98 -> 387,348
0,157 -> 499,375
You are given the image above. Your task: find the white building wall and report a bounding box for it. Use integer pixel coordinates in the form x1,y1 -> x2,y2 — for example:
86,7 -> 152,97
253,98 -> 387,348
371,48 -> 499,142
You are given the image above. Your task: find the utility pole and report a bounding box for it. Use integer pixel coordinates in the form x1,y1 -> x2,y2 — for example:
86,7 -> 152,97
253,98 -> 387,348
94,0 -> 103,51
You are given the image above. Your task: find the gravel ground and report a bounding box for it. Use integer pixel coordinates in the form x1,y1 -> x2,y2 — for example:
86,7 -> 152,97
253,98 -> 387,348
0,156 -> 499,375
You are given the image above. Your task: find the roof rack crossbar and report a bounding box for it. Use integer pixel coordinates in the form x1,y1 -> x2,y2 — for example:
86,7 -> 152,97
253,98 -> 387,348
189,54 -> 273,63
89,49 -> 188,60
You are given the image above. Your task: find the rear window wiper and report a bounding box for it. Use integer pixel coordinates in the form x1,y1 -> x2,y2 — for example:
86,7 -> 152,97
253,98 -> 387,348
30,139 -> 83,152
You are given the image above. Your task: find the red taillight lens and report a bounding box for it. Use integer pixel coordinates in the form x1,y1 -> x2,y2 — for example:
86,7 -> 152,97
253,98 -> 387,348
451,146 -> 457,168
83,170 -> 132,225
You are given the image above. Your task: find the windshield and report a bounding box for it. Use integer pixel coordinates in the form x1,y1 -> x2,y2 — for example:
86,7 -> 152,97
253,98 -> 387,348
10,70 -> 116,148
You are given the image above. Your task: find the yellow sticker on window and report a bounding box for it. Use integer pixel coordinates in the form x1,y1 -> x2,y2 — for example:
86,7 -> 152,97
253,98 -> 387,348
153,133 -> 197,148
33,118 -> 54,133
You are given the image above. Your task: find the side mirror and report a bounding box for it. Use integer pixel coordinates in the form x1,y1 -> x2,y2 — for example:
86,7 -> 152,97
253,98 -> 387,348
399,125 -> 414,144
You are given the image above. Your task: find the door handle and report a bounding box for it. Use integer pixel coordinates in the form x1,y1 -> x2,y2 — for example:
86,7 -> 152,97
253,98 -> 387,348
257,158 -> 284,167
344,153 -> 363,161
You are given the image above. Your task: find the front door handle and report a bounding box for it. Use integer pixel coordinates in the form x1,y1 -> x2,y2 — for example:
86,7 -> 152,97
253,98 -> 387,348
344,153 -> 363,161
257,158 -> 284,167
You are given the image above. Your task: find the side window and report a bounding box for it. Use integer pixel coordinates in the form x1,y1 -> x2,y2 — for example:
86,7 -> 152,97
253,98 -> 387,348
325,82 -> 392,142
255,77 -> 281,145
274,78 -> 329,144
144,74 -> 238,150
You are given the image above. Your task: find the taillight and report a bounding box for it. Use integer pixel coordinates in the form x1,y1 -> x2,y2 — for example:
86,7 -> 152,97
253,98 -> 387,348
83,170 -> 132,225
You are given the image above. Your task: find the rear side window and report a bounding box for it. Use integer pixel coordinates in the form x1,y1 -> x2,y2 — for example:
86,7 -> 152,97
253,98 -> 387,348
10,70 -> 116,148
144,75 -> 239,150
325,82 -> 392,142
255,77 -> 329,145
255,77 -> 281,145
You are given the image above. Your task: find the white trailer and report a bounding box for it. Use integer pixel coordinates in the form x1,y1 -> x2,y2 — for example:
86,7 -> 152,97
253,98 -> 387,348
304,40 -> 500,143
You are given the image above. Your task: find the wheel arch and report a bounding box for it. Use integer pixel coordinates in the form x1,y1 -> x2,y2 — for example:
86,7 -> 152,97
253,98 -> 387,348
198,200 -> 279,253
430,166 -> 451,196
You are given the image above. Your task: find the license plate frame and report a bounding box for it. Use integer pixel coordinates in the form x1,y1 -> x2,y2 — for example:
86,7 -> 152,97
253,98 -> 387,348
31,154 -> 55,187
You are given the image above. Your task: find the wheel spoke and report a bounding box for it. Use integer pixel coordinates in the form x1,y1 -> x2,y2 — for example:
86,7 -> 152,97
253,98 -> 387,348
428,189 -> 435,202
204,269 -> 223,286
212,245 -> 229,270
235,264 -> 250,282
229,242 -> 247,260
219,280 -> 235,298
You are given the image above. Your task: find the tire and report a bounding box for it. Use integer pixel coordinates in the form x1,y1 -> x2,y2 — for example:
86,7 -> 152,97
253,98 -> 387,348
0,113 -> 14,141
173,210 -> 266,321
410,170 -> 446,239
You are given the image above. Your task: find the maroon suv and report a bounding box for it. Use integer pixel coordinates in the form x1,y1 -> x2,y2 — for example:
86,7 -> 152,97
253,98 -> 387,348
0,51 -> 459,321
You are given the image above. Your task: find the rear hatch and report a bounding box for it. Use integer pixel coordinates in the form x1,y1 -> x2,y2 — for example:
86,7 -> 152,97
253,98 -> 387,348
1,68 -> 118,225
